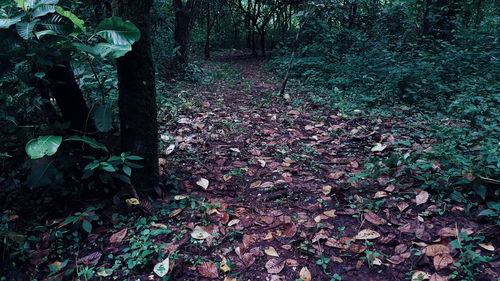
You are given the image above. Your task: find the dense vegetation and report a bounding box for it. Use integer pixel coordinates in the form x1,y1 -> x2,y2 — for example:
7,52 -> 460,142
0,0 -> 498,280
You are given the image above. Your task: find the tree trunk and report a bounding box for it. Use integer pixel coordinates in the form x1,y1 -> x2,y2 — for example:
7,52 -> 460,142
204,2 -> 211,59
251,26 -> 257,56
46,62 -> 91,132
259,29 -> 266,57
114,0 -> 159,192
173,0 -> 195,67
348,2 -> 357,29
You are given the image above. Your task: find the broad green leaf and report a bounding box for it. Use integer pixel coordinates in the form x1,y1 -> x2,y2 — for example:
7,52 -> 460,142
55,6 -> 85,32
16,20 -> 39,39
0,16 -> 22,29
93,104 -> 112,132
35,29 -> 56,39
93,43 -> 132,58
82,220 -> 92,233
95,16 -> 140,46
32,4 -> 55,18
64,136 -> 108,152
25,135 -> 62,159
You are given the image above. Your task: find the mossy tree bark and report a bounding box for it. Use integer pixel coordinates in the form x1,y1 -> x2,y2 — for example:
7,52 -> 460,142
114,0 -> 159,192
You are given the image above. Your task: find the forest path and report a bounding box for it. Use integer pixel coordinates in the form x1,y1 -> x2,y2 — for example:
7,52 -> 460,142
156,54 -> 497,281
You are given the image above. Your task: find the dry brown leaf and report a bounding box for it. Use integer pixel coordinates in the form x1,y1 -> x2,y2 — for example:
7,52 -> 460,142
388,255 -> 405,264
416,190 -> 429,205
329,171 -> 344,180
323,210 -> 336,217
198,261 -> 218,278
364,211 -> 384,225
282,223 -> 297,238
265,258 -> 285,274
109,228 -> 127,243
430,273 -> 449,281
424,244 -> 450,257
227,219 -> 240,227
299,267 -> 312,281
264,246 -> 280,257
77,252 -> 102,265
169,208 -> 183,217
433,254 -> 453,271
374,191 -> 388,198
224,278 -> 237,281
355,229 -> 381,240
437,227 -> 457,237
397,201 -> 410,212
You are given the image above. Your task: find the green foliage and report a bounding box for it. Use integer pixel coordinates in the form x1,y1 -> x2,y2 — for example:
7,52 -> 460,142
449,232 -> 494,280
25,135 -> 62,159
271,1 -> 499,213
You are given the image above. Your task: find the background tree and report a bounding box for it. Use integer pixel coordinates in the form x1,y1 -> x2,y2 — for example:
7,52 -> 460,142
114,0 -> 160,191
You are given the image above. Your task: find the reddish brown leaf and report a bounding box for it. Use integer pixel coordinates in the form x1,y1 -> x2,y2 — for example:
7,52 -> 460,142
433,254 -> 453,271
364,211 -> 384,225
265,258 -> 285,274
198,261 -> 218,278
109,228 -> 127,243
77,252 -> 102,265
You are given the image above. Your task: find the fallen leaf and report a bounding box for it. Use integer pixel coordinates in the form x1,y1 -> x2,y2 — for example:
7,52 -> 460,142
416,190 -> 429,205
153,257 -> 170,277
198,261 -> 218,278
355,229 -> 381,240
374,191 -> 388,198
125,198 -> 140,206
264,247 -> 279,257
165,144 -> 175,155
174,195 -> 188,200
430,273 -> 449,281
109,228 -> 127,243
227,219 -> 240,227
77,252 -> 102,265
397,201 -> 409,212
371,143 -> 387,152
364,211 -> 384,225
322,185 -> 332,195
177,118 -> 191,124
424,244 -> 450,257
323,210 -> 336,217
191,226 -> 211,240
196,178 -> 209,190
412,271 -> 431,281
433,254 -> 453,271
437,227 -> 457,237
169,209 -> 183,217
220,257 -> 231,272
478,243 -> 494,251
97,268 -> 113,277
299,267 -> 312,281
265,258 -> 285,274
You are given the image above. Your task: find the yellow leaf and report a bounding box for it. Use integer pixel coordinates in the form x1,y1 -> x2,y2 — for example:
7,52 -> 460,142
125,198 -> 140,206
264,246 -> 279,257
299,266 -> 312,281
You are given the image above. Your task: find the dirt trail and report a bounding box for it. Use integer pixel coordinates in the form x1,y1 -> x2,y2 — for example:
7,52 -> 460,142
158,54 -> 498,281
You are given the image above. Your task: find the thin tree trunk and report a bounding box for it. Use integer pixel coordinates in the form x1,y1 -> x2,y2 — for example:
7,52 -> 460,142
114,0 -> 159,192
204,2 -> 211,59
259,29 -> 266,57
